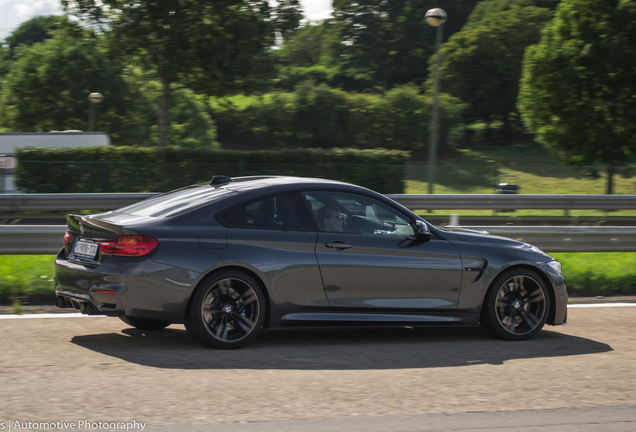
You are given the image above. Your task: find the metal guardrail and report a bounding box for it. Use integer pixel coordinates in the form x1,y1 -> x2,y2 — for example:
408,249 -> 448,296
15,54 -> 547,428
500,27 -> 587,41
1,225 -> 635,254
0,193 -> 157,211
388,194 -> 636,210
0,225 -> 66,254
454,226 -> 636,253
2,193 -> 636,254
2,193 -> 636,212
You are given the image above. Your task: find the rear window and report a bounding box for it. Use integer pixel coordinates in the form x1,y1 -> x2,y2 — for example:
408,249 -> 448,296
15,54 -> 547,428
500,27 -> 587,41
117,186 -> 236,218
221,192 -> 316,231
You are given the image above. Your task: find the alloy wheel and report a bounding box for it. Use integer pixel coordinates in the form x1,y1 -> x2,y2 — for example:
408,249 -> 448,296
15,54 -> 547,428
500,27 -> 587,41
200,278 -> 261,343
494,275 -> 547,336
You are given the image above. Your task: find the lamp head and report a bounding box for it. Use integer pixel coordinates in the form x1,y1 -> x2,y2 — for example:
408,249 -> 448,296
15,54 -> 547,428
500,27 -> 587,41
425,8 -> 447,27
88,92 -> 104,104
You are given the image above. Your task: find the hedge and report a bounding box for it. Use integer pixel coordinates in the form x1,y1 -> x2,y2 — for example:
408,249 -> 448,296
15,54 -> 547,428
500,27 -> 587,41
15,147 -> 410,194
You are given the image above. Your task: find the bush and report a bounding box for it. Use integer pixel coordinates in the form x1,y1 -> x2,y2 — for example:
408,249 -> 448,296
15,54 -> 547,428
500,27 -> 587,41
210,84 -> 464,153
15,147 -> 410,194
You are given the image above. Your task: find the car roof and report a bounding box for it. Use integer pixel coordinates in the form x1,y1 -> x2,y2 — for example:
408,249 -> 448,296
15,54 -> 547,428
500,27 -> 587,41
222,176 -> 353,192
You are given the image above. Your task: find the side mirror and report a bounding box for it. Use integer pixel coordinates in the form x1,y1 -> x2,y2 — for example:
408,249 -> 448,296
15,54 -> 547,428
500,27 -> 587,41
414,220 -> 432,238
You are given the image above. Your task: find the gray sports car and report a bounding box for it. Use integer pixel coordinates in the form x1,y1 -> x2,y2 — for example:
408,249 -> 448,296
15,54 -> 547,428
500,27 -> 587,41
55,176 -> 567,349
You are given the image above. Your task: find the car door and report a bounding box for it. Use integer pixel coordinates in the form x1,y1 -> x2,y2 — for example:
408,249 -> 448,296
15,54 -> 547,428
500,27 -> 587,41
218,192 -> 328,309
303,191 -> 463,310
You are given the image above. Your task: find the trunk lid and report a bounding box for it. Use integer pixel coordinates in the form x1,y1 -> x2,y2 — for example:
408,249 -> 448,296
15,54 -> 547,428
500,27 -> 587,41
65,214 -> 123,266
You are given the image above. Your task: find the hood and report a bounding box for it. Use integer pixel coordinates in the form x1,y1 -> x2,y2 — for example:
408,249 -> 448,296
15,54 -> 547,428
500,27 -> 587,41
439,226 -> 537,250
438,226 -> 553,259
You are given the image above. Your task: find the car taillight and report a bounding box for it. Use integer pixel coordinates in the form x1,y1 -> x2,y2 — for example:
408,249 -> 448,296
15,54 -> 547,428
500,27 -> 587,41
99,235 -> 159,257
64,232 -> 70,247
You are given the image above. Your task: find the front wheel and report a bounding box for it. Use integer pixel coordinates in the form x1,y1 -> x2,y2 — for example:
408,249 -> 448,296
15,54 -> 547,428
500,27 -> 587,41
119,315 -> 171,331
185,270 -> 266,349
481,268 -> 550,341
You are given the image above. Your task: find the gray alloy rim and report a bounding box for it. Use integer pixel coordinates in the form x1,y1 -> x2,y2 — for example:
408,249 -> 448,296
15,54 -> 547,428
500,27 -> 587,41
201,278 -> 260,343
495,275 -> 546,336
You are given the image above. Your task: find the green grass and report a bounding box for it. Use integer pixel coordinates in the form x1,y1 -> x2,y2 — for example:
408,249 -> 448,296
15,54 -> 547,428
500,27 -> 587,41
0,253 -> 634,304
552,253 -> 636,296
0,255 -> 56,305
406,145 -> 636,195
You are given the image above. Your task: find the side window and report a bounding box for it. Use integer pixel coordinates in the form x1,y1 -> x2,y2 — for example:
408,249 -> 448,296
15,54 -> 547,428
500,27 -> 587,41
221,192 -> 316,231
303,192 -> 415,237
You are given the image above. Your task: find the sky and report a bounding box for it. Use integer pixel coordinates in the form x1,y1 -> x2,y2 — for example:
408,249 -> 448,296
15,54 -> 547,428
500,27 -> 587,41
0,0 -> 334,39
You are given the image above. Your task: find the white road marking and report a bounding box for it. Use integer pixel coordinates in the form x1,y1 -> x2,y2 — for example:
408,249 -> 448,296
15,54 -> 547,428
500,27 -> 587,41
0,313 -> 109,320
567,303 -> 636,308
0,303 -> 635,319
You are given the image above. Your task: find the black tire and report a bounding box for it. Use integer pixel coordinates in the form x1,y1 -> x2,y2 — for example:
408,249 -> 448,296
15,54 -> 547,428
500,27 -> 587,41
481,268 -> 551,341
119,315 -> 171,331
184,270 -> 266,349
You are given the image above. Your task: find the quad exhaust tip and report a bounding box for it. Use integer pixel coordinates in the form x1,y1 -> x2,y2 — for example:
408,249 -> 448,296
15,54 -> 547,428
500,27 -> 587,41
80,302 -> 100,315
56,296 -> 101,315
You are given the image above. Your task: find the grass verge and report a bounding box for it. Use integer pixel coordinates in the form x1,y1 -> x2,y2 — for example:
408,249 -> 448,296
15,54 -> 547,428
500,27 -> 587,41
0,255 -> 56,305
0,253 -> 634,305
551,253 -> 636,296
406,145 -> 636,195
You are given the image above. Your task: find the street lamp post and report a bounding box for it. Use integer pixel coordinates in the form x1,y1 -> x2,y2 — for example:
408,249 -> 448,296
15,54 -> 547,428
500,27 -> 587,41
425,8 -> 447,195
88,92 -> 104,131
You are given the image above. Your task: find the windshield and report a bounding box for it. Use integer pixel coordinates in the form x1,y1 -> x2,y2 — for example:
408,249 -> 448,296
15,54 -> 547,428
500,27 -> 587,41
116,185 -> 237,218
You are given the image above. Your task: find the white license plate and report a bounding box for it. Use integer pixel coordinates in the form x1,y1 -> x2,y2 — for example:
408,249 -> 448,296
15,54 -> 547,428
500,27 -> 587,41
74,240 -> 98,258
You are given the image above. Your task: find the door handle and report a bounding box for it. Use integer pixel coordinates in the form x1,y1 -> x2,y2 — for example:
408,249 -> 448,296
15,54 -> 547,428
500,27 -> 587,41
325,241 -> 352,250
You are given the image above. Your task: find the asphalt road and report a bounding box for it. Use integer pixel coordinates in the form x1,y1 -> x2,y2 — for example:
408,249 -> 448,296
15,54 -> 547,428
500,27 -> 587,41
1,306 -> 635,431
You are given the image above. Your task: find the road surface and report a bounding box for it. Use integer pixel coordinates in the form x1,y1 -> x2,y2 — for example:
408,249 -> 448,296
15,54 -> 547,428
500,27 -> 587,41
1,306 -> 635,431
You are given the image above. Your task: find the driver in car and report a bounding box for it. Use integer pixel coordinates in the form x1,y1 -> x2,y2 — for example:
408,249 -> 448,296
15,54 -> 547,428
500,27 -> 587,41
317,205 -> 345,232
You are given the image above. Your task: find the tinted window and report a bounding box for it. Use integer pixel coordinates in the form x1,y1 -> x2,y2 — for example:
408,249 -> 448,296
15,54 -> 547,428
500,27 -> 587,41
117,186 -> 236,218
222,192 -> 316,231
303,191 -> 414,236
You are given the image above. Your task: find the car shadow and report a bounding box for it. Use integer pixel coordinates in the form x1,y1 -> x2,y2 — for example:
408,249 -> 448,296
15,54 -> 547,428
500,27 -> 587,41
71,325 -> 612,370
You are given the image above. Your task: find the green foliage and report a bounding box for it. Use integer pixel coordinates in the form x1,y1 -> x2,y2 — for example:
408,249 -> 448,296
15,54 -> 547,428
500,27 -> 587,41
464,0 -> 558,26
0,33 -> 217,148
62,0 -> 303,146
552,253 -> 636,295
15,147 -> 410,194
0,255 -> 56,305
211,83 -> 464,152
518,0 -> 636,167
138,78 -> 217,148
0,46 -> 9,82
434,2 -> 553,126
274,22 -> 345,90
4,15 -> 68,58
168,89 -> 217,148
329,0 -> 479,92
0,31 -> 151,146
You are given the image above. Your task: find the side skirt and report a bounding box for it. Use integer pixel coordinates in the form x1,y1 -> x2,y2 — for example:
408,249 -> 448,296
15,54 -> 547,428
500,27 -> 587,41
269,310 -> 480,328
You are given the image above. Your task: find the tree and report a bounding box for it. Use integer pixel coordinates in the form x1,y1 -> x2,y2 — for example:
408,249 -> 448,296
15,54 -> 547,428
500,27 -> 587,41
465,0 -> 558,24
4,15 -> 67,58
0,32 -> 152,145
329,0 -> 479,92
0,45 -> 9,79
432,2 -> 552,127
518,0 -> 636,192
273,22 -> 344,90
62,0 -> 302,147
0,31 -> 217,147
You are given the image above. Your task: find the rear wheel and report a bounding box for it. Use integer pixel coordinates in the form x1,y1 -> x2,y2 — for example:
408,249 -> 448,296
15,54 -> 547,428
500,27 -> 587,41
119,315 -> 171,331
481,268 -> 550,341
185,270 -> 266,349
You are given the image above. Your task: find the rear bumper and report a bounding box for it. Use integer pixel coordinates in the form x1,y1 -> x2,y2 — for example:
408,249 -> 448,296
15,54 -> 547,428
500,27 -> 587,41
54,249 -> 200,323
